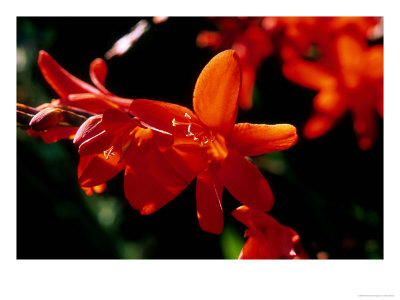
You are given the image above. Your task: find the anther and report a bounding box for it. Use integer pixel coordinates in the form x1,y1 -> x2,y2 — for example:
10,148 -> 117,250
104,146 -> 115,160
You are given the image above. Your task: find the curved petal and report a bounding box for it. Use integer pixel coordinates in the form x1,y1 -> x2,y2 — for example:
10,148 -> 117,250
303,114 -> 336,139
89,58 -> 112,95
335,34 -> 364,77
38,50 -> 101,98
193,50 -> 241,135
313,88 -> 346,117
77,130 -> 115,156
67,93 -> 122,113
282,59 -> 337,91
102,108 -> 135,130
73,115 -> 103,148
78,153 -> 125,187
218,150 -> 274,211
124,148 -> 187,215
27,126 -> 77,143
229,123 -> 298,156
239,66 -> 255,111
160,144 -> 208,184
233,206 -> 299,259
352,108 -> 377,150
196,169 -> 224,234
365,45 -> 383,80
125,144 -> 191,188
129,99 -> 198,134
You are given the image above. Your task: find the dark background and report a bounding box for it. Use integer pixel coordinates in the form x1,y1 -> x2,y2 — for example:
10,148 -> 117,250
17,17 -> 383,259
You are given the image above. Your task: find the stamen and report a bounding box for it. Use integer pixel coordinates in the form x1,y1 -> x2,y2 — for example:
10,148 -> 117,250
186,124 -> 194,137
104,146 -> 115,160
171,113 -> 216,147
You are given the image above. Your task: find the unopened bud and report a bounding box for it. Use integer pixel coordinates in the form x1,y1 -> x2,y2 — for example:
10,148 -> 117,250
29,107 -> 65,131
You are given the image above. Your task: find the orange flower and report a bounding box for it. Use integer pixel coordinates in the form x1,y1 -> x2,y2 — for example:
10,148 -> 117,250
130,50 -> 298,234
283,33 -> 383,149
38,50 -> 133,114
277,17 -> 380,62
74,108 -> 205,214
24,51 -> 135,143
232,206 -> 303,259
197,17 -> 273,110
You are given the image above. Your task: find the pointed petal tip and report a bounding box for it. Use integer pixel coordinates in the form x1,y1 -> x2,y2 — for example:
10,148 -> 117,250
197,210 -> 223,234
193,49 -> 241,134
139,203 -> 157,215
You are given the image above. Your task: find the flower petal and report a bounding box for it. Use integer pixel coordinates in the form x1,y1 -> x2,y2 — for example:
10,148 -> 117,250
233,206 -> 300,259
239,66 -> 255,111
124,149 -> 187,215
352,108 -> 377,150
129,99 -> 198,135
67,94 -> 123,113
27,126 -> 77,143
335,34 -> 365,88
196,169 -> 224,234
229,123 -> 298,156
193,50 -> 241,135
160,144 -> 208,184
303,114 -> 336,139
102,108 -> 135,130
78,153 -> 125,187
282,59 -> 336,90
89,58 -> 112,95
313,88 -> 346,117
38,50 -> 101,98
73,115 -> 103,149
218,150 -> 274,211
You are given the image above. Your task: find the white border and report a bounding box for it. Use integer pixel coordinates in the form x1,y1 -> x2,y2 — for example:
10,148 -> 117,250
2,1 -> 399,299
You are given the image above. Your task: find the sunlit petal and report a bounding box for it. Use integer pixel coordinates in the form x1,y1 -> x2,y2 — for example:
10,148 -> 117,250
218,150 -> 274,211
193,50 -> 241,135
230,123 -> 298,156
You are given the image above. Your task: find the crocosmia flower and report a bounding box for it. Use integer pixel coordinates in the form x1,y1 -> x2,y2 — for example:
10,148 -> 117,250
24,51 -> 135,143
283,34 -> 383,149
232,205 -> 301,259
38,50 -> 133,114
74,108 -> 206,215
130,50 -> 298,234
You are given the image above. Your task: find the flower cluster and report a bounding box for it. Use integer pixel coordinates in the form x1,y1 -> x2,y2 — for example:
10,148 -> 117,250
18,49 -> 301,259
199,17 -> 383,149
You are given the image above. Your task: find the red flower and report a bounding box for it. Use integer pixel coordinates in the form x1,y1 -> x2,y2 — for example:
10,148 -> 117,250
283,33 -> 383,149
197,17 -> 273,110
38,50 -> 133,114
74,108 -> 205,214
130,50 -> 298,234
25,51 -> 134,143
232,205 -> 302,259
277,17 -> 380,62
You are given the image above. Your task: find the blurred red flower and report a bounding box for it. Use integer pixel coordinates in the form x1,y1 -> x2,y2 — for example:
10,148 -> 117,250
197,17 -> 274,110
232,205 -> 304,259
283,33 -> 383,149
277,16 -> 380,62
130,50 -> 298,234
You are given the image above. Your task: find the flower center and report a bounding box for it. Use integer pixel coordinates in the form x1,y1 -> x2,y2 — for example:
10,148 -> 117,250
171,113 -> 228,163
172,113 -> 215,146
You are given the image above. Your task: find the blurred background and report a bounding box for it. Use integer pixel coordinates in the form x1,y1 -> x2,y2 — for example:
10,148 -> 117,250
17,17 -> 383,259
